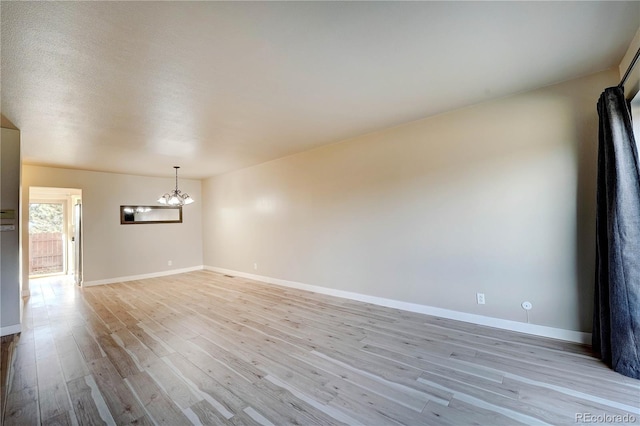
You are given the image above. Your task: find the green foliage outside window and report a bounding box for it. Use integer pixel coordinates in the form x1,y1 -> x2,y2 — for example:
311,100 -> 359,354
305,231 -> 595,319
29,203 -> 64,233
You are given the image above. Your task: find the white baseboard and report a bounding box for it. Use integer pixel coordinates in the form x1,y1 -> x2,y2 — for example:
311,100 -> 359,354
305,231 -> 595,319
204,265 -> 591,344
1,323 -> 21,337
83,265 -> 204,287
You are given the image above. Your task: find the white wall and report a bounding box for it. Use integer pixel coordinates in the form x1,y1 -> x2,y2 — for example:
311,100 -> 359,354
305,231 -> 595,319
22,166 -> 203,292
1,128 -> 22,336
203,69 -> 618,334
620,26 -> 640,99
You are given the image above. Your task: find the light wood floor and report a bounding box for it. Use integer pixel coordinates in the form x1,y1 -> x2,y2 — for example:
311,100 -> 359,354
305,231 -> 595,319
2,271 -> 639,425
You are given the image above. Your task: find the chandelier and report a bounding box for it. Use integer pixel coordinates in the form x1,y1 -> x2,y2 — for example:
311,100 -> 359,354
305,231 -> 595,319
158,166 -> 194,206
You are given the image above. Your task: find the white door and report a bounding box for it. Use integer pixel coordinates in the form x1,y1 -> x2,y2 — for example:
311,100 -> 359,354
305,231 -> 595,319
74,202 -> 83,286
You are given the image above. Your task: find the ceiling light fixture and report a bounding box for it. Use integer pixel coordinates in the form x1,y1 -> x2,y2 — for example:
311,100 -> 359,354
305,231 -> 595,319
158,166 -> 194,206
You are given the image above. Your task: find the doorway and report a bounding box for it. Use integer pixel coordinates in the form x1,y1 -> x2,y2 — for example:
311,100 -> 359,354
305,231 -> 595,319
28,187 -> 82,284
29,201 -> 66,275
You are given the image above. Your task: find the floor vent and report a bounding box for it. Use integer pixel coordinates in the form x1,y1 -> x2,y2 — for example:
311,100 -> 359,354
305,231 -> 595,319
223,274 -> 235,278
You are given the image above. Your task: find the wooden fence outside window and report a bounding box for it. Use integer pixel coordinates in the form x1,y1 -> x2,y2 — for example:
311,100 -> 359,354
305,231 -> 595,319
29,232 -> 64,275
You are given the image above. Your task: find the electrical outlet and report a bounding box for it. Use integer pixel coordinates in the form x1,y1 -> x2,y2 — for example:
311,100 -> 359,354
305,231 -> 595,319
253,263 -> 258,270
167,260 -> 172,266
476,293 -> 485,305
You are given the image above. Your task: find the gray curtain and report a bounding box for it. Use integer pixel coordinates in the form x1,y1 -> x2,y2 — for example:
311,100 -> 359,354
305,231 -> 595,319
593,86 -> 640,379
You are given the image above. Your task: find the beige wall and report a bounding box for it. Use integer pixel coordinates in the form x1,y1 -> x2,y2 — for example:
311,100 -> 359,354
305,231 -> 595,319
203,69 -> 618,333
1,128 -> 22,335
22,166 -> 203,292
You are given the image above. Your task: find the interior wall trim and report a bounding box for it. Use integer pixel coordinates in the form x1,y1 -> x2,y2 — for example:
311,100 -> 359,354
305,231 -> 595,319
83,265 -> 204,287
204,265 -> 592,344
0,323 -> 21,337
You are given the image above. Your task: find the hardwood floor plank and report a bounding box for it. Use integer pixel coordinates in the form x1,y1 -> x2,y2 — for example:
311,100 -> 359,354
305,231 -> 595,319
361,342 -> 502,383
111,329 -> 159,369
188,334 -> 267,384
418,371 -> 571,424
422,362 -> 520,399
453,351 -> 640,407
186,399 -> 230,425
325,377 -> 419,425
87,357 -> 147,424
36,353 -> 66,389
5,273 -> 638,426
256,378 -> 348,426
67,375 -> 112,426
4,386 -> 39,425
188,332 -> 337,404
145,358 -> 202,410
242,406 -> 277,426
163,353 -> 245,418
82,295 -> 126,334
287,349 -> 432,412
8,360 -> 38,394
71,326 -> 104,362
42,410 -> 74,426
95,335 -> 142,379
125,370 -> 192,425
312,346 -> 423,383
1,334 -> 18,420
171,344 -> 343,426
38,383 -> 72,422
58,344 -> 91,383
125,324 -> 172,358
34,326 -> 58,361
422,316 -> 591,354
264,374 -> 364,426
420,399 -> 526,426
503,376 -> 640,417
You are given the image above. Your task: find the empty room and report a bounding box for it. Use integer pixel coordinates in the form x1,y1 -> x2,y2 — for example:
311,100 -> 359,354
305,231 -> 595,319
1,1 -> 639,425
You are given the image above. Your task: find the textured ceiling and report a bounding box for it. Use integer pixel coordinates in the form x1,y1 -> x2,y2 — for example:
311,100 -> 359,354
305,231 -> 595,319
1,1 -> 639,179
